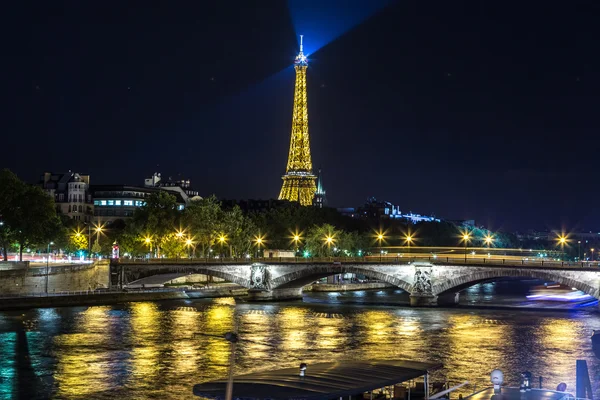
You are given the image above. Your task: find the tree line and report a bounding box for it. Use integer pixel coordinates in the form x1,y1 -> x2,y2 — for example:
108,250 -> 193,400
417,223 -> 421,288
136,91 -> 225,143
2,167 -> 571,262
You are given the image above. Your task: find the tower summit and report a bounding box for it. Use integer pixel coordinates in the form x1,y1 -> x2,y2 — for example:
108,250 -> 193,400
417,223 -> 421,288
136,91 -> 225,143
278,35 -> 317,206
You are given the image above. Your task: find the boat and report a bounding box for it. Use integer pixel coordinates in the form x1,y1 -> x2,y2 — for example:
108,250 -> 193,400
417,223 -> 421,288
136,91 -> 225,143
526,283 -> 593,302
192,359 -> 593,400
193,359 -> 442,399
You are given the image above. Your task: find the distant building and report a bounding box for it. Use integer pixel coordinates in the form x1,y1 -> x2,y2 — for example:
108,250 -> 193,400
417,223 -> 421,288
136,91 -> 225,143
91,185 -> 187,223
40,171 -> 93,222
313,169 -> 327,208
337,197 -> 440,223
144,172 -> 200,199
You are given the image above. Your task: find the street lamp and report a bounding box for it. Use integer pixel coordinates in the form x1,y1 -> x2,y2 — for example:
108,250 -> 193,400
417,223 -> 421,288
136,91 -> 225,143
144,236 -> 153,258
592,248 -> 595,262
556,235 -> 567,259
185,238 -> 194,258
46,241 -> 54,294
484,235 -> 493,248
218,234 -> 227,258
374,230 -> 386,262
578,241 -> 581,261
405,235 -> 413,259
461,232 -> 471,262
253,233 -> 265,258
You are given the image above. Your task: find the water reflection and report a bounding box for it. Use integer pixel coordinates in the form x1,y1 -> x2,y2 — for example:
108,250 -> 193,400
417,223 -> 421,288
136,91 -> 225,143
0,295 -> 598,399
54,306 -> 113,397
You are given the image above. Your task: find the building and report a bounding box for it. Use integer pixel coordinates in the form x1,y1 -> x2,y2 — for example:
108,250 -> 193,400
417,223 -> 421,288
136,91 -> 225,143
144,172 -> 200,198
337,197 -> 440,223
91,185 -> 187,223
313,169 -> 327,208
40,171 -> 93,222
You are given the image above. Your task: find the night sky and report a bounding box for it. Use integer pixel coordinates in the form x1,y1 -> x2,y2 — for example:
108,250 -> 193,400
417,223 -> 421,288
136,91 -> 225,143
5,1 -> 600,231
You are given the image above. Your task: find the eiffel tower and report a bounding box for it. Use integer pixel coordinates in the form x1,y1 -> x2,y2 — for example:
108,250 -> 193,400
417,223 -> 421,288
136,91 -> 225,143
278,35 -> 317,206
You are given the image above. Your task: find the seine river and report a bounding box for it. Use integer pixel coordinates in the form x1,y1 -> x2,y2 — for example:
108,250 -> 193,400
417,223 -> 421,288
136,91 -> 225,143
1,282 -> 599,399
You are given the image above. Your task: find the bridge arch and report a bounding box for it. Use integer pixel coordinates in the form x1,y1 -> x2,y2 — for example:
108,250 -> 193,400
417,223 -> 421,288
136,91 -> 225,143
123,266 -> 251,288
433,268 -> 599,299
270,265 -> 413,292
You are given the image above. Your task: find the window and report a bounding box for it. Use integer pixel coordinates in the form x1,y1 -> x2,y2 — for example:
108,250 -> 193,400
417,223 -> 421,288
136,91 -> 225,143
78,205 -> 82,212
94,200 -> 100,206
115,200 -> 122,206
177,204 -> 185,211
79,194 -> 83,202
107,200 -> 114,206
68,205 -> 71,212
124,200 -> 133,206
135,201 -> 142,207
100,200 -> 107,206
59,194 -> 64,202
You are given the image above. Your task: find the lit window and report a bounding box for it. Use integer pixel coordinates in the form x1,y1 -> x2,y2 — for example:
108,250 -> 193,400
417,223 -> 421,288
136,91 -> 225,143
135,201 -> 142,207
124,200 -> 133,206
177,204 -> 184,210
94,200 -> 100,206
115,200 -> 122,206
107,200 -> 114,206
100,200 -> 107,206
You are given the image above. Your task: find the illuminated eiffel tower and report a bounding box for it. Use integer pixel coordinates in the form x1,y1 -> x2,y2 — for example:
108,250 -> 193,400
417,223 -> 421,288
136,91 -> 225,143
278,35 -> 317,206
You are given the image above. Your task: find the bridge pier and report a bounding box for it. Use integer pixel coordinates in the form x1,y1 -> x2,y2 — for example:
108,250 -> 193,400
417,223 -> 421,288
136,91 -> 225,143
409,294 -> 438,307
246,288 -> 303,301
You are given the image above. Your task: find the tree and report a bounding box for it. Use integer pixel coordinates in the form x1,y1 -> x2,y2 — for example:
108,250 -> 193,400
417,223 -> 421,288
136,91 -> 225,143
305,224 -> 340,257
221,206 -> 256,257
91,240 -> 101,255
184,195 -> 222,256
0,169 -> 26,261
10,185 -> 61,261
130,192 -> 180,257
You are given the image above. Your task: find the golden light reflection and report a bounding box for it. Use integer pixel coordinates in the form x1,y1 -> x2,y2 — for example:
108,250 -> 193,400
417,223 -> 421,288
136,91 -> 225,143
129,302 -> 161,385
314,314 -> 345,350
171,309 -> 200,375
54,306 -> 112,397
278,307 -> 309,352
239,311 -> 273,360
445,314 -> 506,393
538,319 -> 579,390
202,303 -> 235,374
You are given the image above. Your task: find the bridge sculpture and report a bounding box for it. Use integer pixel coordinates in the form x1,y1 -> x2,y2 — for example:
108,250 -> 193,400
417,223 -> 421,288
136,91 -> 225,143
112,259 -> 600,306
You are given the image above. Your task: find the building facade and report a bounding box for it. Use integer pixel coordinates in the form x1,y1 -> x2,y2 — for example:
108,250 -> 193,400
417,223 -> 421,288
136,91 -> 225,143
337,197 -> 440,223
91,185 -> 187,223
40,171 -> 93,221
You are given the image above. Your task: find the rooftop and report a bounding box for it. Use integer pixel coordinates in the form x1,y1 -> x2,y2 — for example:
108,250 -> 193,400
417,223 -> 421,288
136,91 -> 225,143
193,359 -> 441,399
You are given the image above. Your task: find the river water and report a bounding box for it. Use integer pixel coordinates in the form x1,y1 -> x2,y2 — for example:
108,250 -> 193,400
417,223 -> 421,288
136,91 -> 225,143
1,282 -> 599,399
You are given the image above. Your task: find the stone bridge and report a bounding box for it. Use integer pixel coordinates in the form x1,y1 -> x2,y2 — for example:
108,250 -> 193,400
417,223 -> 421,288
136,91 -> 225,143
112,261 -> 600,305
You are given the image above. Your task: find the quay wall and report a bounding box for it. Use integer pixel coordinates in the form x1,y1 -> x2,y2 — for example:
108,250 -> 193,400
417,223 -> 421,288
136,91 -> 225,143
0,260 -> 110,295
0,290 -> 188,311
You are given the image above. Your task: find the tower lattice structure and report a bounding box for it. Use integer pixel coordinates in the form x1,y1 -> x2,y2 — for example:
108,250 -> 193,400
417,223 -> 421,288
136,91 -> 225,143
278,35 -> 317,206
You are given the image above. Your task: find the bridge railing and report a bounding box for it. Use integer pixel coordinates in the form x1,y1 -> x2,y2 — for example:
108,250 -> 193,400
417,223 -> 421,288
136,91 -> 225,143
114,256 -> 600,269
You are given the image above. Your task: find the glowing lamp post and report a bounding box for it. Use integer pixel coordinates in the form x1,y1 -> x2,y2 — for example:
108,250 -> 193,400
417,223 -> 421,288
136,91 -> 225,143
592,248 -> 595,262
462,233 -> 471,262
46,241 -> 54,294
254,234 -> 265,259
185,238 -> 194,258
218,235 -> 227,258
405,235 -> 413,259
376,232 -> 385,262
557,236 -> 567,260
144,237 -> 153,258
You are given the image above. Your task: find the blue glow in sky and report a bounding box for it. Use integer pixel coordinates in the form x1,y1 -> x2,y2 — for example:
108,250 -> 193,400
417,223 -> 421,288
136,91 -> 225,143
287,0 -> 394,55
